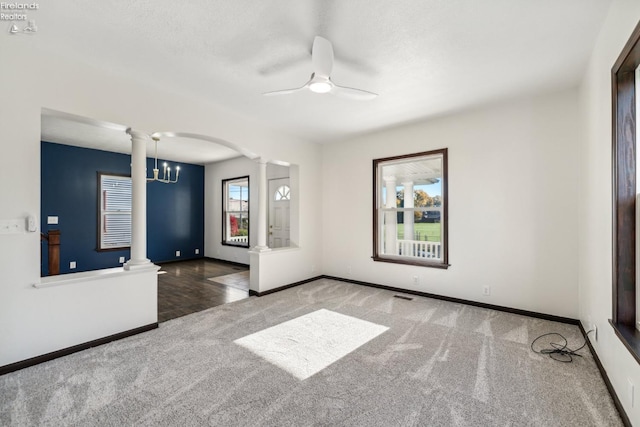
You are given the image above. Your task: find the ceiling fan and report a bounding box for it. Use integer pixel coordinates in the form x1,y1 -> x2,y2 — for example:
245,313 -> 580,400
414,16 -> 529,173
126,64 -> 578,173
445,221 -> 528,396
263,36 -> 378,101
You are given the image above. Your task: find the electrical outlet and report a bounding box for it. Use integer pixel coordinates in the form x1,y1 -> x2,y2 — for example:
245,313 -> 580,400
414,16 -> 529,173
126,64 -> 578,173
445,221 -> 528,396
412,276 -> 419,285
70,261 -> 76,269
593,324 -> 597,341
0,220 -> 23,234
628,378 -> 635,408
176,250 -> 181,257
482,286 -> 491,296
195,249 -> 199,255
119,257 -> 125,263
347,265 -> 352,276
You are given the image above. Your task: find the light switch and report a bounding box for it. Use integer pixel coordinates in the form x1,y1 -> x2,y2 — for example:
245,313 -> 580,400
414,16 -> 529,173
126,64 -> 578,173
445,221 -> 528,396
27,215 -> 37,232
47,216 -> 58,225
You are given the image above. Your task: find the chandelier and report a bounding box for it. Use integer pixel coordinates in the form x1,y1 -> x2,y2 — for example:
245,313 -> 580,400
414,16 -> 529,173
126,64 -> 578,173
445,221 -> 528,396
147,136 -> 180,184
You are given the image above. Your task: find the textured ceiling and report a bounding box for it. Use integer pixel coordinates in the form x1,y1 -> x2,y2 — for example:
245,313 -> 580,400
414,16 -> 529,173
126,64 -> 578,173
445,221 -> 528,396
35,0 -> 611,151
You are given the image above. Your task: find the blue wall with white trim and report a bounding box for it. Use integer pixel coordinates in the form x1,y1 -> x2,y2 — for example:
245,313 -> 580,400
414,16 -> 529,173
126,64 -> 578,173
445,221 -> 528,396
41,141 -> 204,275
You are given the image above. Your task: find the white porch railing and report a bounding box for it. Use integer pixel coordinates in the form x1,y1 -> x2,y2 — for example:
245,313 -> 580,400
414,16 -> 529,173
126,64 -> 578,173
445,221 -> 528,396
397,240 -> 441,260
228,236 -> 248,243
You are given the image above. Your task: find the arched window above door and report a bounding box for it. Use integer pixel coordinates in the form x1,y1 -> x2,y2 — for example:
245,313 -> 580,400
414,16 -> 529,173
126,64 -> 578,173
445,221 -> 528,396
274,185 -> 290,201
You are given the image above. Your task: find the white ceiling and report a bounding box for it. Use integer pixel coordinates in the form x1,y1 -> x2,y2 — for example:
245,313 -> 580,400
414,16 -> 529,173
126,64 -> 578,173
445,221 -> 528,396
36,0 -> 611,158
41,112 -> 242,165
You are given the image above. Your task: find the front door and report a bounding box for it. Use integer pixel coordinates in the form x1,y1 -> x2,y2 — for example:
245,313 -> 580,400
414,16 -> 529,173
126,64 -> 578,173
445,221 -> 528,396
268,178 -> 290,248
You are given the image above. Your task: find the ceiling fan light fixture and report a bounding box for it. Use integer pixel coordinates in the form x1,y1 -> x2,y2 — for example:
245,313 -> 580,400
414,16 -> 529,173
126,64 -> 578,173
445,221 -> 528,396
263,36 -> 377,100
309,81 -> 332,94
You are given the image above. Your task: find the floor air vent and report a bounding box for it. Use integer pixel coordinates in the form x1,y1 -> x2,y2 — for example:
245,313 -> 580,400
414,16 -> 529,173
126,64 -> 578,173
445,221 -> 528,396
393,295 -> 413,301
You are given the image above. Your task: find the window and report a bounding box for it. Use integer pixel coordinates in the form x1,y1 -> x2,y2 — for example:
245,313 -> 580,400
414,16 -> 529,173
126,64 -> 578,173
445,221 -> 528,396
98,173 -> 131,250
373,149 -> 448,268
274,185 -> 290,201
612,20 -> 640,362
223,176 -> 249,247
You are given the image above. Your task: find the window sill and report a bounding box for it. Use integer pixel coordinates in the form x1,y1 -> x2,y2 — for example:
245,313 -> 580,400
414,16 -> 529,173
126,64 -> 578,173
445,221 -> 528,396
96,246 -> 130,252
372,256 -> 450,269
609,320 -> 640,365
221,242 -> 250,248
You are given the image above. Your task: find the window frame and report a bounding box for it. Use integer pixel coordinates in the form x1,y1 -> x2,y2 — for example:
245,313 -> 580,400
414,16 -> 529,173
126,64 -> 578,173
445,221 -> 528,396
97,172 -> 132,251
372,148 -> 449,269
611,20 -> 640,364
222,176 -> 250,248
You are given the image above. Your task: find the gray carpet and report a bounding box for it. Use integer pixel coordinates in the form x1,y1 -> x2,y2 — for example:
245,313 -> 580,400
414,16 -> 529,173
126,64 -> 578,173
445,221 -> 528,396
0,279 -> 622,426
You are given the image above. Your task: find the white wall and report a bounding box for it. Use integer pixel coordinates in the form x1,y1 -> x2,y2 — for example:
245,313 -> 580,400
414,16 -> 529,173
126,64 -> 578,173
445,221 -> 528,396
205,157 -> 258,265
0,38 -> 322,367
204,160 -> 292,265
579,0 -> 640,424
322,89 -> 581,318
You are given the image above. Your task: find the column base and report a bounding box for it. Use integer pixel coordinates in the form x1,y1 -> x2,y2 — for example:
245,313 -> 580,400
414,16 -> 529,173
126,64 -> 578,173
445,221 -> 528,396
124,259 -> 152,270
251,245 -> 271,253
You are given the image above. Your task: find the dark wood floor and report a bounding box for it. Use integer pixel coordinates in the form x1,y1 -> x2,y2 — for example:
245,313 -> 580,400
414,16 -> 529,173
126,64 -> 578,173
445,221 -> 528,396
157,258 -> 249,323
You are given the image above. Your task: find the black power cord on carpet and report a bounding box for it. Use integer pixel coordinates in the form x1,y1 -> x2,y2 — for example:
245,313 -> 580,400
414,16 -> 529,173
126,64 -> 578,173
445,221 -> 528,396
530,330 -> 594,363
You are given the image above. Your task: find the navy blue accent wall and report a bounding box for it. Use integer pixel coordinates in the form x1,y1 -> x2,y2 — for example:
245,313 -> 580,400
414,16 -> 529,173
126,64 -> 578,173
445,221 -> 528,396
41,141 -> 204,275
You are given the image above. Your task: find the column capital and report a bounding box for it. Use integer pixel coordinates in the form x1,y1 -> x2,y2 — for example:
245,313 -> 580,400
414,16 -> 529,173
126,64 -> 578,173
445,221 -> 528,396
126,129 -> 152,141
383,176 -> 396,183
401,181 -> 414,187
255,158 -> 268,165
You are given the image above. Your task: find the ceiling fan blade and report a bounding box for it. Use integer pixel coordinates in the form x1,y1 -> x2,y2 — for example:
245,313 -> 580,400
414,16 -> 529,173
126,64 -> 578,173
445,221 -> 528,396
312,36 -> 334,77
263,86 -> 307,96
331,84 -> 378,101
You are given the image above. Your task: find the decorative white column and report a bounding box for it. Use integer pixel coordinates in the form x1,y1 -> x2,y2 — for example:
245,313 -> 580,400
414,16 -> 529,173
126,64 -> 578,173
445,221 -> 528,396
384,177 -> 397,255
124,129 -> 151,270
402,181 -> 414,241
253,159 -> 270,252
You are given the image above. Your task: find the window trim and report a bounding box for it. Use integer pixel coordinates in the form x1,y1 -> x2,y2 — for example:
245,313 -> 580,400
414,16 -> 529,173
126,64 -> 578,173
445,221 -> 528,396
96,172 -> 132,252
611,20 -> 640,364
372,148 -> 449,269
221,175 -> 250,248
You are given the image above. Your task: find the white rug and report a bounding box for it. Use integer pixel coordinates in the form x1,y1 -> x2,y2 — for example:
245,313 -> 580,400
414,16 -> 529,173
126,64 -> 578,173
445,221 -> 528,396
234,308 -> 389,380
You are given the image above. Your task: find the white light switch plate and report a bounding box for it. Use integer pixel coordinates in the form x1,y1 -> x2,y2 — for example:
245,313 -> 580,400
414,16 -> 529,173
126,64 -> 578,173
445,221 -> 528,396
47,216 -> 58,225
